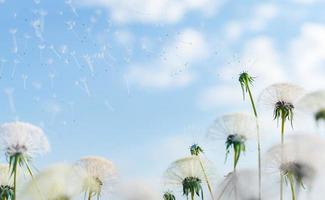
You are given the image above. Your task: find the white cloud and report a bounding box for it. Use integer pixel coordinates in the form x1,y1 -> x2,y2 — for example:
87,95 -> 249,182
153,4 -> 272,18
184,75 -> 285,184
290,0 -> 320,4
77,0 -> 222,24
199,36 -> 286,109
223,3 -> 278,43
288,23 -> 325,90
199,22 -> 325,110
248,3 -> 278,31
127,29 -> 209,89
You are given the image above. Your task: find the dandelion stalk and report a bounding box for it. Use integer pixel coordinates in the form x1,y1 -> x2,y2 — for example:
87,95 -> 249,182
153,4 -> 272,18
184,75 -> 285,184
239,71 -> 261,200
190,144 -> 215,200
274,101 -> 294,200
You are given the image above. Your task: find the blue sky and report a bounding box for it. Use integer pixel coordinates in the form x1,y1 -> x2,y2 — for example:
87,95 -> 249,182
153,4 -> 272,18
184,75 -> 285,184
1,0 -> 325,196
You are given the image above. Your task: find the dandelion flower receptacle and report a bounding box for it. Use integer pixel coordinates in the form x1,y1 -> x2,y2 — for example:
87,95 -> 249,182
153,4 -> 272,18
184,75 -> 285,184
239,71 -> 257,116
163,191 -> 176,200
75,156 -> 117,200
164,156 -> 216,200
207,112 -> 257,170
0,122 -> 50,200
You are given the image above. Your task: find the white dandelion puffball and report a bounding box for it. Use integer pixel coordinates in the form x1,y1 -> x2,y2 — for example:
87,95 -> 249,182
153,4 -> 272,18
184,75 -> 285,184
0,164 -> 12,187
258,83 -> 305,112
207,112 -> 257,140
264,134 -> 325,188
0,122 -> 50,158
19,164 -> 86,200
163,156 -> 216,192
215,169 -> 277,200
297,90 -> 325,120
75,156 -> 117,196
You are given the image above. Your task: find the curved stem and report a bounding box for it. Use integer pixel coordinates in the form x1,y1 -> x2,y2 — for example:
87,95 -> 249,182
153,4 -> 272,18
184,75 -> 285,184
198,157 -> 215,200
247,85 -> 262,200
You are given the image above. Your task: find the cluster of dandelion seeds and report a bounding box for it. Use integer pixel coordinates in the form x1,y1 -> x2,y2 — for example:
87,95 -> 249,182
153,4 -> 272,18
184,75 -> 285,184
75,156 -> 117,200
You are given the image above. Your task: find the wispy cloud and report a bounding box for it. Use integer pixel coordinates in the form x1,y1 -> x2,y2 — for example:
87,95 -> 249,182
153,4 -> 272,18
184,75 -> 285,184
77,0 -> 223,24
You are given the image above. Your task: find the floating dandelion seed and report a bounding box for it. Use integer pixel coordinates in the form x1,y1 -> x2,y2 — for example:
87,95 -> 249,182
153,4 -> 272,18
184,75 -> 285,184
38,44 -> 46,62
21,74 -> 28,89
49,73 -> 55,89
70,51 -> 82,69
297,90 -> 325,126
0,58 -> 7,77
0,122 -> 50,200
37,9 -> 48,32
49,45 -> 61,59
164,156 -> 216,200
65,20 -> 81,40
84,55 -> 95,76
31,19 -> 44,41
65,0 -> 78,16
190,144 -> 215,200
4,88 -> 16,113
265,134 -> 324,200
0,164 -> 14,200
79,78 -> 91,96
75,156 -> 117,200
238,71 -> 262,200
207,112 -> 257,170
11,59 -> 19,79
163,191 -> 176,200
9,28 -> 18,53
21,164 -> 86,200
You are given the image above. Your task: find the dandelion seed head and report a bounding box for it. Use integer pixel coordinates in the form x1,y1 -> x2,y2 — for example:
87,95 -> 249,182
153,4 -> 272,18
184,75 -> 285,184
0,122 -> 50,159
75,156 -> 117,196
21,164 -> 85,200
258,83 -> 305,113
207,112 -> 257,140
265,134 -> 325,188
297,90 -> 325,123
164,156 -> 215,196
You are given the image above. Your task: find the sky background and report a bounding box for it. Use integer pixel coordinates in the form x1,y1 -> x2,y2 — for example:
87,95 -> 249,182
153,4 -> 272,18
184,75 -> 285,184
1,0 -> 325,198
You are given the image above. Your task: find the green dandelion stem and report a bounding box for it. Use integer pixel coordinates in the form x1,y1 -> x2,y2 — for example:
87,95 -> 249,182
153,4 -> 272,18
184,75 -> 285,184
288,175 -> 296,200
13,168 -> 17,200
246,84 -> 258,118
238,72 -> 262,200
280,111 -> 286,200
88,191 -> 92,200
198,157 -> 215,200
